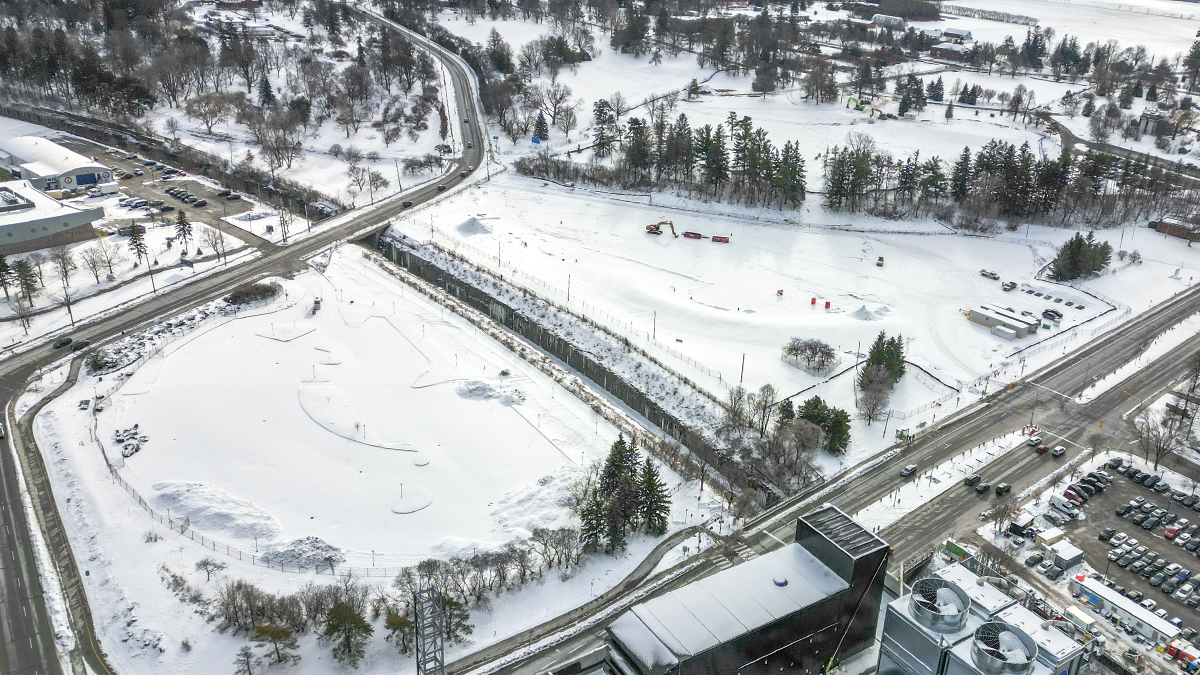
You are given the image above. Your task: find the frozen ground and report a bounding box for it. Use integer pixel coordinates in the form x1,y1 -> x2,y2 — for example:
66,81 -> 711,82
390,174 -> 1199,470
32,246 -> 727,675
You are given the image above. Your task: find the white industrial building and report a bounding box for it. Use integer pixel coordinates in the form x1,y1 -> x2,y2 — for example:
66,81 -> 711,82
0,181 -> 103,253
1077,576 -> 1179,644
0,136 -> 113,191
968,304 -> 1040,339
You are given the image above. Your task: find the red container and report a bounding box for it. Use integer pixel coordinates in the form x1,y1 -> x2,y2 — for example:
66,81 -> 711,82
682,231 -> 703,239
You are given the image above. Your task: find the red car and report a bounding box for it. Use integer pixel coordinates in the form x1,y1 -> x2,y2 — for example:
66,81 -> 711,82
1166,525 -> 1183,539
1035,444 -> 1049,454
1063,491 -> 1083,504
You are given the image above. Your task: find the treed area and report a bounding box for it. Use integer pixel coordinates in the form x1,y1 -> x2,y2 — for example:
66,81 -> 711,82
1048,231 -> 1113,281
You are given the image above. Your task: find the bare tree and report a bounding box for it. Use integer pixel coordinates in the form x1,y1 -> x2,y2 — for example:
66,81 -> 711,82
185,93 -> 233,134
8,301 -> 33,334
857,364 -> 893,424
54,288 -> 78,327
48,246 -> 76,289
95,239 -> 125,276
80,246 -> 106,284
722,385 -> 749,431
1134,410 -> 1185,470
195,557 -> 227,581
202,226 -> 228,264
748,383 -> 777,434
990,496 -> 1020,533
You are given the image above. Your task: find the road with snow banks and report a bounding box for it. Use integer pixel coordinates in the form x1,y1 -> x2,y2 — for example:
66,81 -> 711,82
0,14 -> 486,675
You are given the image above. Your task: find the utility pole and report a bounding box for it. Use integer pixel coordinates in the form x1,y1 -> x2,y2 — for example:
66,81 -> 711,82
740,353 -> 746,384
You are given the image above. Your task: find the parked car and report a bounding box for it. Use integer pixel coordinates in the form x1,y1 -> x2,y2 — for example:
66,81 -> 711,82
159,205 -> 175,212
226,193 -> 242,200
1133,513 -> 1150,525
1037,560 -> 1054,574
1142,502 -> 1158,513
1131,496 -> 1147,507
216,189 -> 232,197
1188,540 -> 1200,553
1046,567 -> 1065,581
1127,590 -> 1144,602
1119,554 -> 1137,567
1131,560 -> 1148,575
1025,553 -> 1044,567
901,464 -> 917,477
1185,496 -> 1199,508
1144,517 -> 1161,530
194,199 -> 207,207
1154,508 -> 1168,519
1145,475 -> 1162,487
1156,481 -> 1172,493
70,340 -> 90,351
1167,525 -> 1183,539
1164,579 -> 1180,594
1101,527 -> 1117,541
1120,536 -> 1138,550
1166,563 -> 1183,576
1151,573 -> 1168,587
1177,534 -> 1193,547
1179,569 -> 1193,581
1117,504 -> 1133,516
1109,549 -> 1124,561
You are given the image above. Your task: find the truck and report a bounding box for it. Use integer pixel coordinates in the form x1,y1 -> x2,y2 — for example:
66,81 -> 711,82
1001,281 -> 1017,291
88,182 -> 119,197
1049,494 -> 1078,517
980,270 -> 1000,280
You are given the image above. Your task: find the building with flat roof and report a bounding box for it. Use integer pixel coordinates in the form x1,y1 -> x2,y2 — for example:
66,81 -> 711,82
0,181 -> 103,254
1077,576 -> 1179,644
0,136 -> 113,191
967,304 -> 1040,339
606,505 -> 889,675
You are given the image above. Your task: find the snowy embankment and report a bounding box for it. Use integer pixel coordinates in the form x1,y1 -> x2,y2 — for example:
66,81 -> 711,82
383,233 -> 724,438
1076,312 -> 1200,403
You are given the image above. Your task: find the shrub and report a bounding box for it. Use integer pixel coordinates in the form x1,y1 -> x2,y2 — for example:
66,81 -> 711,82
224,281 -> 283,305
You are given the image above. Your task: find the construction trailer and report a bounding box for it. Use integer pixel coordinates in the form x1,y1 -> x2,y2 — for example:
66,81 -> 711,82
606,505 -> 889,675
968,305 -> 1040,339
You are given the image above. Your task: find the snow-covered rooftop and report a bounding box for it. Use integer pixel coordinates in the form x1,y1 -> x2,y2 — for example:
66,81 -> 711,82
934,564 -> 1016,618
0,180 -> 93,227
0,136 -> 107,178
1079,576 -> 1179,640
609,543 -> 848,664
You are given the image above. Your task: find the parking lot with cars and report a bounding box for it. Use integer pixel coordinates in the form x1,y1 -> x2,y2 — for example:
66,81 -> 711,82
55,138 -> 264,246
1039,457 -> 1200,633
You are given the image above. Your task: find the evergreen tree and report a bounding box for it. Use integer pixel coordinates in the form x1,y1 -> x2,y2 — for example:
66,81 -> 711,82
128,227 -> 148,264
592,100 -> 616,158
945,101 -> 954,120
385,612 -> 415,654
175,209 -> 193,250
253,625 -> 299,665
824,407 -> 852,454
950,146 -> 972,202
580,494 -> 606,551
257,76 -> 275,107
442,597 -> 473,643
599,438 -> 638,494
637,457 -> 670,536
927,76 -> 945,102
1147,82 -> 1159,103
0,253 -> 10,300
1081,96 -> 1095,117
14,259 -> 37,304
1049,231 -> 1113,280
324,602 -> 373,668
534,112 -> 549,140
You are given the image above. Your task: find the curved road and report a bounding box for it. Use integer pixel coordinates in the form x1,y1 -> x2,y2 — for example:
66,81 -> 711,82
0,13 -> 486,675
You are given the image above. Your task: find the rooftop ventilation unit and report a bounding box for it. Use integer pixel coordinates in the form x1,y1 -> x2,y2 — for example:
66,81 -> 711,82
971,622 -> 1036,675
911,578 -> 970,631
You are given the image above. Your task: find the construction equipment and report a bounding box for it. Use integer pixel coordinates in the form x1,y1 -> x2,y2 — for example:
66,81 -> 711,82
647,221 -> 678,237
876,256 -> 884,267
712,235 -> 730,243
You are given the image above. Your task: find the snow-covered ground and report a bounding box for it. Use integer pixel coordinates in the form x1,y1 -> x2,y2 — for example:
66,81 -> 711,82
32,246 -> 727,675
388,173 -> 1198,471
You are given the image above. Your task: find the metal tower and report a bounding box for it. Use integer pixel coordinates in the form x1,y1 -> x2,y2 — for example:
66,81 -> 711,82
414,588 -> 445,675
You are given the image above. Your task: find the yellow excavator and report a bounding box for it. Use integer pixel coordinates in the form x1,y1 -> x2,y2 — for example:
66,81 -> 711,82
646,221 -> 678,237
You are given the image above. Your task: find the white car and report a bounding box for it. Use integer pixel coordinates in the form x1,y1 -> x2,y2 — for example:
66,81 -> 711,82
1111,532 -> 1129,546
1122,538 -> 1140,551
1177,533 -> 1193,547
1108,549 -> 1124,561
1156,609 -> 1169,619
1175,584 -> 1194,601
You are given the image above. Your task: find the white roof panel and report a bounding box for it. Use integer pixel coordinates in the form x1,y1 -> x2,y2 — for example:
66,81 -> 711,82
0,136 -> 107,177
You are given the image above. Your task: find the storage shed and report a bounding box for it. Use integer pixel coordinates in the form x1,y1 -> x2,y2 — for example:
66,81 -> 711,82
1036,527 -> 1064,547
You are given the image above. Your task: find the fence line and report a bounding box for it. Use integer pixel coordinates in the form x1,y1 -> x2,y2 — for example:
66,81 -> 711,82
428,228 -> 727,384
82,297 -> 421,577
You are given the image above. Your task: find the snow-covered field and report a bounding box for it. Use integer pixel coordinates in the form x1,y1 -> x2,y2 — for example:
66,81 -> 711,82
32,246 -> 727,675
389,174 -> 1199,470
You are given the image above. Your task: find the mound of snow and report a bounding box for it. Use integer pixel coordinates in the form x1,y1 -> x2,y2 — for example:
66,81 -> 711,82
456,216 -> 492,236
391,484 -> 434,514
489,470 -> 577,537
455,380 -> 526,406
850,304 -> 889,321
297,385 -> 415,450
260,536 -> 345,568
151,481 -> 282,541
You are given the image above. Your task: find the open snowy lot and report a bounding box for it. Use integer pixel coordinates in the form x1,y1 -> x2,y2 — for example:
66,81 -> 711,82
391,175 -> 1200,468
31,246 -> 726,675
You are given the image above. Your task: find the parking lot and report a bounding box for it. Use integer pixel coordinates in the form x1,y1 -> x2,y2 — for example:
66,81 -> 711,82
1052,457 -> 1200,629
54,138 -> 267,248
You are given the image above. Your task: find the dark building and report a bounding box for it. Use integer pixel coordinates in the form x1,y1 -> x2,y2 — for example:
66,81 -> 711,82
605,505 -> 889,675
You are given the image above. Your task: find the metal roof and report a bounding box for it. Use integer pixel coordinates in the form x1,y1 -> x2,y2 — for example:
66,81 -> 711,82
802,505 -> 888,558
609,543 -> 849,665
0,136 -> 107,177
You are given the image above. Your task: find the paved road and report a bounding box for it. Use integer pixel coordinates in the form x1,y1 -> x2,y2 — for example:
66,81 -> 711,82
500,285 -> 1200,675
0,14 -> 486,675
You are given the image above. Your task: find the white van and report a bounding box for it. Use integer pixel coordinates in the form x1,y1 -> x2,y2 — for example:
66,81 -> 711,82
1050,494 -> 1078,516
1140,599 -> 1157,612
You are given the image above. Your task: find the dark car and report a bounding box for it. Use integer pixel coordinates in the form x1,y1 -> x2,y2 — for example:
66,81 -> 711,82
194,199 -> 207,207
1101,527 -> 1117,541
1025,553 -> 1044,567
1187,540 -> 1200,553
1117,504 -> 1134,516
996,483 -> 1012,496
1133,513 -> 1149,525
1145,474 -> 1162,487
402,201 -> 413,207
1119,553 -> 1137,567
1186,496 -> 1199,508
436,185 -> 447,192
1142,564 -> 1158,578
1128,590 -> 1146,602
1131,560 -> 1148,575
1144,517 -> 1161,530
1074,483 -> 1096,496
975,483 -> 991,494
160,205 -> 175,212
965,474 -> 982,486
1046,567 -> 1065,581
459,171 -> 467,178
1164,579 -> 1180,594
226,193 -> 242,200
1152,573 -> 1168,586
70,340 -> 90,351
216,189 -> 232,197
142,159 -> 156,166
52,337 -> 72,349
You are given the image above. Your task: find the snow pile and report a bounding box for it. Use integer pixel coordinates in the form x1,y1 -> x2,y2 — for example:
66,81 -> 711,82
151,481 -> 283,541
851,305 -> 889,321
456,379 -> 527,406
297,385 -> 415,450
457,216 -> 492,236
259,536 -> 345,568
489,469 -> 579,537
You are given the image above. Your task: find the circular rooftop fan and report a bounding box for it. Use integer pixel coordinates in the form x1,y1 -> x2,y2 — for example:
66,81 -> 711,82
974,622 -> 1034,667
